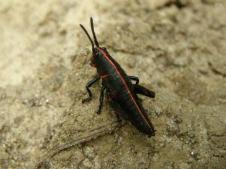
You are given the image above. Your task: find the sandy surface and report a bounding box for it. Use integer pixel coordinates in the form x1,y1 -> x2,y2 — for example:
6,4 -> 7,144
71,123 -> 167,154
0,0 -> 226,168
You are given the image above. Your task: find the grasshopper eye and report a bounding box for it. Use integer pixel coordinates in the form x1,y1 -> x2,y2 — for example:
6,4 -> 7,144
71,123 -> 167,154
93,48 -> 99,56
90,57 -> 96,67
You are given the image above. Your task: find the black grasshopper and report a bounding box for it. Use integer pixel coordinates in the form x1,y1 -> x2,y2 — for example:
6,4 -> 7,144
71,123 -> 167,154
80,18 -> 156,136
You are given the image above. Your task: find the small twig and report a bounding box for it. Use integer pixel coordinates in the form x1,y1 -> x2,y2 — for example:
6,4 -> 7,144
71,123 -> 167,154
208,62 -> 226,78
35,120 -> 122,169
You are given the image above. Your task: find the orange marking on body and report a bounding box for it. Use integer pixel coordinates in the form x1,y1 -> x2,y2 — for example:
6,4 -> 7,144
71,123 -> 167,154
100,74 -> 110,79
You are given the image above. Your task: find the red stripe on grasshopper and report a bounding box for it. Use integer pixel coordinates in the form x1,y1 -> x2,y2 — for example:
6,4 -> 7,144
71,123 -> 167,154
98,48 -> 152,129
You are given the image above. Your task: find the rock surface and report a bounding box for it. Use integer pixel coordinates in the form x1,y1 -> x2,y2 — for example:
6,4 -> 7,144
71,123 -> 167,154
0,0 -> 225,168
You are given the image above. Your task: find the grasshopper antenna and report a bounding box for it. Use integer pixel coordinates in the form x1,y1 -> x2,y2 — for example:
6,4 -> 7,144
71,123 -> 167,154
90,17 -> 99,47
80,24 -> 95,52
